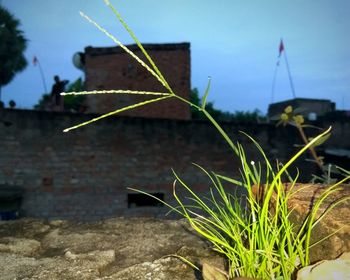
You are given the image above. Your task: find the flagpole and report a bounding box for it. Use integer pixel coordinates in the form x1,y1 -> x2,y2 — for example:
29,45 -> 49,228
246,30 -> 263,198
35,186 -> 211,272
37,60 -> 48,93
33,56 -> 48,93
271,39 -> 284,104
270,60 -> 279,103
282,44 -> 296,99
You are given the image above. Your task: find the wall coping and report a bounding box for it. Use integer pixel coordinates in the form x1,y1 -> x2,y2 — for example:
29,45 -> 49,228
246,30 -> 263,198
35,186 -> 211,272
85,42 -> 190,56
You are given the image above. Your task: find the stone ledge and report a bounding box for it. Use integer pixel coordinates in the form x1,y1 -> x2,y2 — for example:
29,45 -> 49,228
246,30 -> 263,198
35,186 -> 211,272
0,217 -> 223,280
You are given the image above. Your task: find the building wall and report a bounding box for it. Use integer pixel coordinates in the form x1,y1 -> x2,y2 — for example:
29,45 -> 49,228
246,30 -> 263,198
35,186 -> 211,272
1,109 -> 348,220
268,98 -> 336,119
83,43 -> 191,120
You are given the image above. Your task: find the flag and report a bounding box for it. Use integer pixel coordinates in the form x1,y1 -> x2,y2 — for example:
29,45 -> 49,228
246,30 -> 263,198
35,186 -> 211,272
278,39 -> 284,57
33,56 -> 38,66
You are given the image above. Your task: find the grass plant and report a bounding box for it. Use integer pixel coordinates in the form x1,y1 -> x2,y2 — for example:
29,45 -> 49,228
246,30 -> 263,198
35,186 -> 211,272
63,1 -> 350,279
277,105 -> 326,171
276,105 -> 349,184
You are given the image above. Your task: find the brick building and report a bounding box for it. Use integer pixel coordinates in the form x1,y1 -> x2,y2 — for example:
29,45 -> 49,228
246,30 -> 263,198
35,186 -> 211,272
81,42 -> 191,120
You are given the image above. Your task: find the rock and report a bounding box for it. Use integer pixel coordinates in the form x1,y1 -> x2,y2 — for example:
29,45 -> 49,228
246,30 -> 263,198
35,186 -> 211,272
285,183 -> 350,262
49,219 -> 66,227
0,218 -> 50,239
0,237 -> 41,256
64,249 -> 116,270
105,257 -> 194,280
297,251 -> 350,280
0,253 -> 52,280
252,183 -> 350,262
64,250 -> 78,260
202,261 -> 228,280
0,217 -> 223,279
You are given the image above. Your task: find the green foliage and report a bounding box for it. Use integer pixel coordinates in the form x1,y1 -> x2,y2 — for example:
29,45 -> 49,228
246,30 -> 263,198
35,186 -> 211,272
34,77 -> 85,111
33,93 -> 50,110
0,5 -> 27,88
64,77 -> 85,112
63,1 -> 350,279
190,87 -> 223,120
190,88 -> 263,123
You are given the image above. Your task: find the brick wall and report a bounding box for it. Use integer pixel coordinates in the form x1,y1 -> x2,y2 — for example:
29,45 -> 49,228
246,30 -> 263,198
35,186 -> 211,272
83,43 -> 191,120
0,109 -> 348,220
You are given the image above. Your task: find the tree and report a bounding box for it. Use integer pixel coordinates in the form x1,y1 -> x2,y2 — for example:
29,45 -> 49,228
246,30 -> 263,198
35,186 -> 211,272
0,6 -> 27,99
190,88 -> 264,123
190,88 -> 223,120
64,77 -> 85,112
33,93 -> 51,110
34,77 -> 85,112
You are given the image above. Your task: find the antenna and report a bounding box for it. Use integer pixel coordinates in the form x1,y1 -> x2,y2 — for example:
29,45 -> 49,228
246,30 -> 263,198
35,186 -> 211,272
72,52 -> 85,70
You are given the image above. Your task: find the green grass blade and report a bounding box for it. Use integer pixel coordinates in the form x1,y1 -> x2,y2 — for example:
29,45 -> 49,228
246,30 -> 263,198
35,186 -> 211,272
61,90 -> 171,96
215,173 -> 245,187
127,185 -> 183,216
79,11 -> 169,90
103,0 -> 173,93
201,76 -> 211,109
271,127 -> 332,187
63,95 -> 172,132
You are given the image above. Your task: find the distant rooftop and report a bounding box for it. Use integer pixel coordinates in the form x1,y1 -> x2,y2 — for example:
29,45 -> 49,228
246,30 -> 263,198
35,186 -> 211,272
85,42 -> 190,56
270,98 -> 334,106
268,98 -> 336,119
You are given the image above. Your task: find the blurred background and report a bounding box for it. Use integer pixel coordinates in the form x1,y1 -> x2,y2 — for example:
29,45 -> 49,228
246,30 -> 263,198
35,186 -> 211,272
1,0 -> 349,114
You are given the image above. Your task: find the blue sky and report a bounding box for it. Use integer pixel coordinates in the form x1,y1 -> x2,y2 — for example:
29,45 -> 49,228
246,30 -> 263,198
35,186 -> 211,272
1,0 -> 350,114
